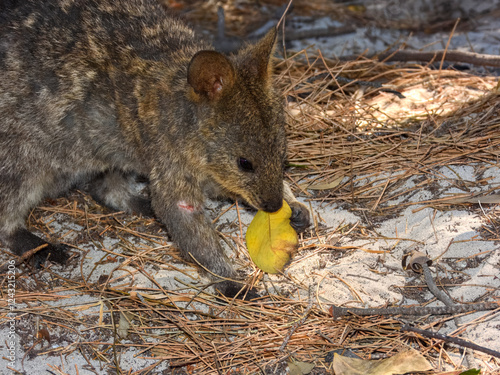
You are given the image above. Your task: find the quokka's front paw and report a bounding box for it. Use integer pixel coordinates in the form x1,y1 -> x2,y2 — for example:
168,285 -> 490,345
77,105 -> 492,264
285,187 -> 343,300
289,201 -> 311,233
8,228 -> 72,268
31,243 -> 71,268
215,280 -> 260,300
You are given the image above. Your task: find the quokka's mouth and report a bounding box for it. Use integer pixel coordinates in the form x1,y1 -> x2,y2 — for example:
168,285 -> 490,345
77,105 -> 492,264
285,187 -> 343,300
236,189 -> 283,213
251,197 -> 283,213
261,201 -> 283,213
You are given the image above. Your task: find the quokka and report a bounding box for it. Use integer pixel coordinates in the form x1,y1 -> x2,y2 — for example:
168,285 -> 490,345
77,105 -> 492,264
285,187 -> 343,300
0,0 -> 310,297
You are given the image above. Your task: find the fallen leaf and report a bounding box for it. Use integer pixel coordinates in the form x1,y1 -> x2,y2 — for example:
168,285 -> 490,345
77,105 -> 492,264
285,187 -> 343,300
301,176 -> 344,191
117,311 -> 133,339
36,328 -> 51,344
288,359 -> 315,375
332,349 -> 432,375
246,200 -> 298,274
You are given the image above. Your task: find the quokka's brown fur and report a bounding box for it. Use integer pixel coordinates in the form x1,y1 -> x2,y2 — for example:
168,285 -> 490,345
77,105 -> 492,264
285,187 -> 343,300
0,0 -> 310,297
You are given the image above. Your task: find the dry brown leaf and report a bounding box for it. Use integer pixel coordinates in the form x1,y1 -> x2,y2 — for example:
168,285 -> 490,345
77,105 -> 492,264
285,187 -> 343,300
332,349 -> 432,375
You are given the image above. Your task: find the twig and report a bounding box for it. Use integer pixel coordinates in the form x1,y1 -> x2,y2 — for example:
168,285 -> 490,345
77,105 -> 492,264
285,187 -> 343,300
421,260 -> 477,368
421,263 -> 454,308
329,301 -> 498,318
377,49 -> 500,68
401,324 -> 500,359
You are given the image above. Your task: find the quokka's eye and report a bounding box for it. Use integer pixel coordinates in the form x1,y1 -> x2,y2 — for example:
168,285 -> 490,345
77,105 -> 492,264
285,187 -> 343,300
238,157 -> 254,172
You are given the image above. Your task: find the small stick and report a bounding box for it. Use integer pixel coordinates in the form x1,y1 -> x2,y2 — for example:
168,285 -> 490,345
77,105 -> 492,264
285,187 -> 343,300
332,49 -> 500,68
421,259 -> 476,368
401,324 -> 500,359
329,301 -> 498,318
421,263 -> 454,308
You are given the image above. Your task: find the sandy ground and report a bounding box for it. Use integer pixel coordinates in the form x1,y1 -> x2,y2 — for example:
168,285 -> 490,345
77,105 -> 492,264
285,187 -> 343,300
1,2 -> 500,375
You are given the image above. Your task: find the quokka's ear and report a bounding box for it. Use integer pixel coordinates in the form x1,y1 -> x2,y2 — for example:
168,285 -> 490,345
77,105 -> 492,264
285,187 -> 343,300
245,27 -> 277,81
187,51 -> 235,101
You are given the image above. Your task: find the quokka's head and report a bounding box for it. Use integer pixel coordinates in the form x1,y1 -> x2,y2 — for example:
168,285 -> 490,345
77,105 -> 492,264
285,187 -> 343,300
186,28 -> 286,213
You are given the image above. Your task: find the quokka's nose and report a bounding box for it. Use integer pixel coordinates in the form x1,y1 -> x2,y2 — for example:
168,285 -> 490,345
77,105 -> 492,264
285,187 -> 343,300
261,199 -> 283,213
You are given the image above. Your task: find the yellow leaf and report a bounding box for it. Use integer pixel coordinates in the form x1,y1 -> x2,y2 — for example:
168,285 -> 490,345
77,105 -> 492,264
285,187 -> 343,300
245,200 -> 298,274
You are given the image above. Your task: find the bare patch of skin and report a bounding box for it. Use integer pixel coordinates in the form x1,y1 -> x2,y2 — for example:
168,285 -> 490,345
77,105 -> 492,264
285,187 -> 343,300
177,201 -> 197,213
